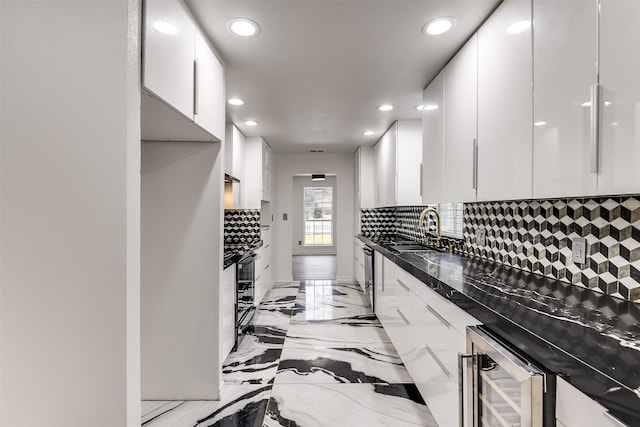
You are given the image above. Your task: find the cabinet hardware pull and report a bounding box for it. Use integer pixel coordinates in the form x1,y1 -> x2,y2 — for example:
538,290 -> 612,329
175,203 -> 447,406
264,244 -> 270,249
256,274 -> 262,281
472,138 -> 478,190
426,345 -> 451,377
458,353 -> 474,427
265,264 -> 270,270
193,59 -> 199,115
396,309 -> 410,325
426,304 -> 452,328
396,279 -> 409,291
590,84 -> 600,173
604,411 -> 629,426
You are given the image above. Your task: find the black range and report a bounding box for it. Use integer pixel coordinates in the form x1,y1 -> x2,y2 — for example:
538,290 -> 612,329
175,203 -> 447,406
360,235 -> 640,426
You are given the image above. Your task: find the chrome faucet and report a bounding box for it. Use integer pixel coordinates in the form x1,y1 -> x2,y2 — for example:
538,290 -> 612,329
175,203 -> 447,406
418,207 -> 441,247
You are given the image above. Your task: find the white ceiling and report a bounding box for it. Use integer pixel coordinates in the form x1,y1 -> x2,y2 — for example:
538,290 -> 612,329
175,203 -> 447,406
187,0 -> 501,153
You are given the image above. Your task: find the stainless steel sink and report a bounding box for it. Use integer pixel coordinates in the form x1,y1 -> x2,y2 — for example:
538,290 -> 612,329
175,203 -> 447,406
388,244 -> 432,253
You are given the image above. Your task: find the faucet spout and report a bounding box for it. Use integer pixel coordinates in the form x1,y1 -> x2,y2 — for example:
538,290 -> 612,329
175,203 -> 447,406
418,207 -> 441,247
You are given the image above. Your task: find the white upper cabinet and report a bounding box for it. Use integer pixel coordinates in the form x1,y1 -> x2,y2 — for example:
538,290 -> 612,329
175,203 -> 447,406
244,136 -> 271,208
533,0 -> 598,198
374,121 -> 422,207
477,0 -> 533,201
194,29 -> 225,140
396,121 -> 423,205
142,0 -> 224,141
374,123 -> 397,207
225,123 -> 245,178
143,0 -> 195,119
442,34 -> 478,203
355,146 -> 374,233
422,72 -> 445,204
598,0 -> 640,195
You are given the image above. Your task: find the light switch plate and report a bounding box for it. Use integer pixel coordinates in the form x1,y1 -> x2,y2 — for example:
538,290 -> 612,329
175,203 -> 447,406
283,213 -> 288,221
572,237 -> 587,264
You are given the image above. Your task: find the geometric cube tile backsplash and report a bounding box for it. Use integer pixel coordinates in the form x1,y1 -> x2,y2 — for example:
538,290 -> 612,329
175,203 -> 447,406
224,209 -> 261,245
360,197 -> 640,303
464,196 -> 640,302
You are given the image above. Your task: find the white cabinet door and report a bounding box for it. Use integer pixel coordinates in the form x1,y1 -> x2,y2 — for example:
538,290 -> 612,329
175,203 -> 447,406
422,73 -> 445,204
396,121 -> 423,205
477,0 -> 533,201
374,123 -> 397,207
598,0 -> 640,195
556,377 -> 625,427
220,265 -> 236,366
355,146 -> 374,211
143,0 -> 195,119
261,142 -> 271,201
194,29 -> 224,140
443,35 -> 478,203
533,0 -> 598,198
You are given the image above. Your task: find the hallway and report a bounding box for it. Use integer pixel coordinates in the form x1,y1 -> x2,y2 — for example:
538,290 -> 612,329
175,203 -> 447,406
142,279 -> 437,426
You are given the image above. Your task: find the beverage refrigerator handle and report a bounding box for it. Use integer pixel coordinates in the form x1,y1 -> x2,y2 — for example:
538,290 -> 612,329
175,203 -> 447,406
458,353 -> 474,427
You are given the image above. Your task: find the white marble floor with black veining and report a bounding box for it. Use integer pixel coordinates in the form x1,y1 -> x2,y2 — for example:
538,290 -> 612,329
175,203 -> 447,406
142,280 -> 438,427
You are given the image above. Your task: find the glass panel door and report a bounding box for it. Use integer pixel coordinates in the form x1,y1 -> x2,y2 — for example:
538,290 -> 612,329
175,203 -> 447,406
477,354 -> 523,426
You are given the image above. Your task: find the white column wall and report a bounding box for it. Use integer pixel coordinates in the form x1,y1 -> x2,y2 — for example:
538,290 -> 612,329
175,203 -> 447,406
0,1 -> 141,426
141,141 -> 223,399
272,153 -> 355,283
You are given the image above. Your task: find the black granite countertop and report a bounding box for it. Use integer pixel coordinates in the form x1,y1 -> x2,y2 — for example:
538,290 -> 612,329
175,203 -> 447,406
358,234 -> 640,426
223,240 -> 262,269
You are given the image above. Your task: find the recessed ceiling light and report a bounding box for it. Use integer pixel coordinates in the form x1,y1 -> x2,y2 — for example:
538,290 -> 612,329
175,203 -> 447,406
378,104 -> 394,112
534,121 -> 548,127
581,101 -> 591,107
228,98 -> 244,106
153,20 -> 178,35
423,17 -> 456,36
244,120 -> 258,126
363,130 -> 375,136
423,104 -> 439,111
506,20 -> 531,34
227,18 -> 260,37
414,104 -> 425,111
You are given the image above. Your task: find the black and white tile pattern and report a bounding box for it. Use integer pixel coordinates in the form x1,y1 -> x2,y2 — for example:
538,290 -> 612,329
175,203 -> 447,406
464,196 -> 640,302
142,279 -> 437,427
224,209 -> 261,245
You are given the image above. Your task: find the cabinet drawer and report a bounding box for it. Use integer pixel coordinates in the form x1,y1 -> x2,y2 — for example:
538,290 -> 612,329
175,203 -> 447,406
556,378 -> 627,427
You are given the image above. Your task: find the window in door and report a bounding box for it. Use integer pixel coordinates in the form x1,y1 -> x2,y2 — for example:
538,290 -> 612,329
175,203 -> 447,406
303,187 -> 333,246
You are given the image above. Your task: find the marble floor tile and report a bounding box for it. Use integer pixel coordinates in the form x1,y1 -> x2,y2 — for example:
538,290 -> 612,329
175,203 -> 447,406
274,343 -> 413,385
223,347 -> 283,384
262,383 -> 438,427
284,323 -> 391,348
142,401 -> 184,424
142,384 -> 272,427
272,281 -> 302,290
290,313 -> 379,326
238,325 -> 288,349
252,308 -> 293,329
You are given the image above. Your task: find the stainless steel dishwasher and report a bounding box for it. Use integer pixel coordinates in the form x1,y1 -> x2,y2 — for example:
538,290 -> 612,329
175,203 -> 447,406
363,245 -> 374,312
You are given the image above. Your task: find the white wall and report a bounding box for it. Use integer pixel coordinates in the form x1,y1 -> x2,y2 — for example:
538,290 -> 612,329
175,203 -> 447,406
0,1 -> 141,425
141,141 -> 223,399
272,153 -> 355,282
292,175 -> 337,256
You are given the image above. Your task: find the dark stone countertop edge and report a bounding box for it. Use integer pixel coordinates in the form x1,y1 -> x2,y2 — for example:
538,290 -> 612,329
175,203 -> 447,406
223,240 -> 263,269
357,234 -> 640,426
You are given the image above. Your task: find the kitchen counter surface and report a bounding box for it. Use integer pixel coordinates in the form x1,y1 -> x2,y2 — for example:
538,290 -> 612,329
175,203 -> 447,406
358,234 -> 640,426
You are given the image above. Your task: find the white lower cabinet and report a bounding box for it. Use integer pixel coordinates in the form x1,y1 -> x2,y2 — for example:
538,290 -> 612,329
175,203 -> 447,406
556,377 -> 626,427
255,228 -> 272,305
220,264 -> 236,368
376,257 -> 480,427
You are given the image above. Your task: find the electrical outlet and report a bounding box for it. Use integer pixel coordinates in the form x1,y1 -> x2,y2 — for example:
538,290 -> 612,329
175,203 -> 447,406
572,237 -> 587,264
475,228 -> 486,246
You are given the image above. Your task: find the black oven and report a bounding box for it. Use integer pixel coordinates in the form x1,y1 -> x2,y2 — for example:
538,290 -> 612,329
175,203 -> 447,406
235,251 -> 256,348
